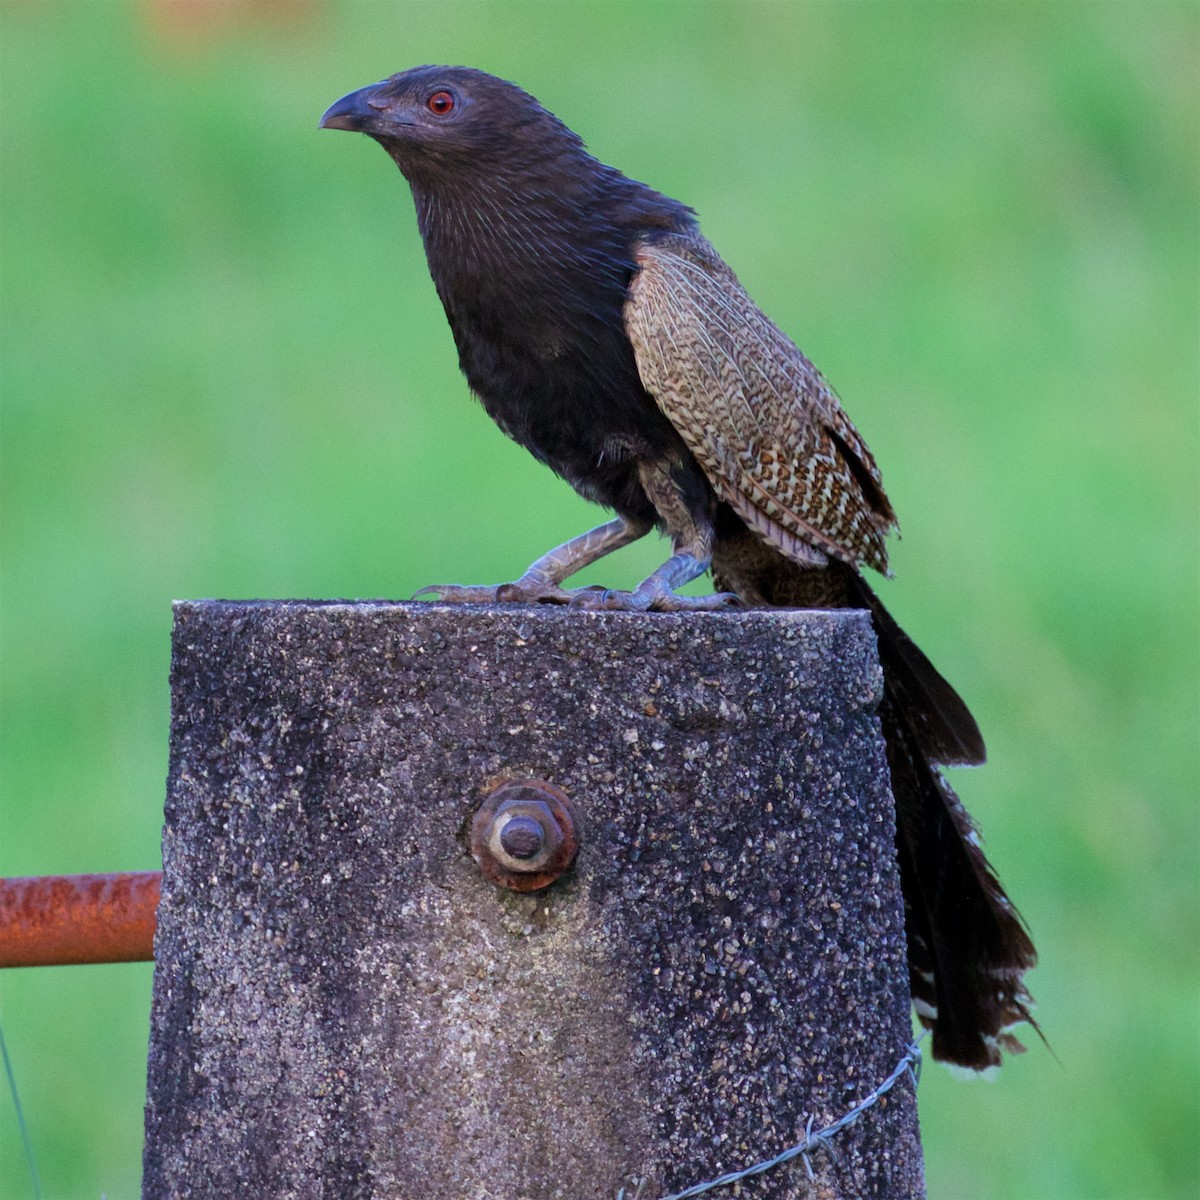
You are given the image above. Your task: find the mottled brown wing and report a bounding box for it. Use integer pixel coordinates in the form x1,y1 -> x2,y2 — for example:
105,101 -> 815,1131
625,231 -> 896,574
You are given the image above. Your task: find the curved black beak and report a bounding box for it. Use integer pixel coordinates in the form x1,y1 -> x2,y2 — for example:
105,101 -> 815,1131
319,83 -> 386,133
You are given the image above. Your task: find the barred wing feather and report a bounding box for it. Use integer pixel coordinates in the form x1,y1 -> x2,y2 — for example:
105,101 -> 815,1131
625,233 -> 897,575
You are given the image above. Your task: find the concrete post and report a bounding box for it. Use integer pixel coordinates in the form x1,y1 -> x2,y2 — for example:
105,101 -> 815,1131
143,601 -> 924,1199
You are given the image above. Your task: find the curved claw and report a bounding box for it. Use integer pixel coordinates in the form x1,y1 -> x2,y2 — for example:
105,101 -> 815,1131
411,583 -> 507,604
566,587 -> 652,612
651,590 -> 744,613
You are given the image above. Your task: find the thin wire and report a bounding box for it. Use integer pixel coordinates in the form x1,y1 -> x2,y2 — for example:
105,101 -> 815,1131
626,1034 -> 924,1200
0,1016 -> 43,1200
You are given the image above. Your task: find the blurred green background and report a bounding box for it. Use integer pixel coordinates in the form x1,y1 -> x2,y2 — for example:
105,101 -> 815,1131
1,1 -> 1196,1197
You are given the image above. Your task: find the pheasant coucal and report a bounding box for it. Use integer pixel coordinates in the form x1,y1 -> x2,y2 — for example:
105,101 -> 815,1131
320,65 -> 1036,1073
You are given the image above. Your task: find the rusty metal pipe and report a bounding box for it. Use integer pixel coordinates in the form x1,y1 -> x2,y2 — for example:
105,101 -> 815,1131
0,872 -> 161,967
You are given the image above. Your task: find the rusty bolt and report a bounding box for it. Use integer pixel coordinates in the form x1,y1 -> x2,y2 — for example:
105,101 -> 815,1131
498,815 -> 547,861
470,779 -> 578,892
486,801 -> 562,872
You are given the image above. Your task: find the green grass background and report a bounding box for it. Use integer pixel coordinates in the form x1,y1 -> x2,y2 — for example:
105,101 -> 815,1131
1,1 -> 1196,1196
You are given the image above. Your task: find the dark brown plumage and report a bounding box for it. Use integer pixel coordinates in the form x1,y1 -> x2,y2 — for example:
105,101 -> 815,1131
320,65 -> 1037,1073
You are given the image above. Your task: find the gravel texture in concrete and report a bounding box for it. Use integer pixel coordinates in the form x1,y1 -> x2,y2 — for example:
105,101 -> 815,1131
143,601 -> 924,1199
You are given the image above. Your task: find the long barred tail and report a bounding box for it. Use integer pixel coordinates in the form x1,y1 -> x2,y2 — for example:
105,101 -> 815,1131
840,568 -> 1038,1073
713,529 -> 1038,1073
881,693 -> 1037,1072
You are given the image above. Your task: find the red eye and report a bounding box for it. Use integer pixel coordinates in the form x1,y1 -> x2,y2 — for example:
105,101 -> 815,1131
427,90 -> 454,116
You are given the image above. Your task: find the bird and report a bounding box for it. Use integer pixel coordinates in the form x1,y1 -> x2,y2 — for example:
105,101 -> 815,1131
319,65 -> 1036,1074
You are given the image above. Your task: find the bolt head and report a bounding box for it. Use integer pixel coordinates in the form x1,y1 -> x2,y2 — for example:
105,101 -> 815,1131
498,815 -> 546,860
470,779 -> 579,892
484,799 -> 563,872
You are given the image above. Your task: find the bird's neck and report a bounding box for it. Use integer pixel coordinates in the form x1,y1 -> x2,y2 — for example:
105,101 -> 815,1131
407,158 -> 693,330
411,156 -> 609,281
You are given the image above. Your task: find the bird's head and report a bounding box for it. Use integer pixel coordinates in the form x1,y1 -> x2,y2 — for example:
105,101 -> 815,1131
319,65 -> 584,183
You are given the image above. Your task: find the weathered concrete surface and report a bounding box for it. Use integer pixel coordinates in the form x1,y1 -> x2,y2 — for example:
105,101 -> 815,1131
143,601 -> 924,1199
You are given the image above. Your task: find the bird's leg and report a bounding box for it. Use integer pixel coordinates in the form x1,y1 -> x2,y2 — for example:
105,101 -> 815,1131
566,461 -> 742,612
413,516 -> 651,605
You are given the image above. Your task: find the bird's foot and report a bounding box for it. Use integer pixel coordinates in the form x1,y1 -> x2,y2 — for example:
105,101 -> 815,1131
414,580 -> 742,612
412,580 -> 576,605
564,584 -> 743,613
